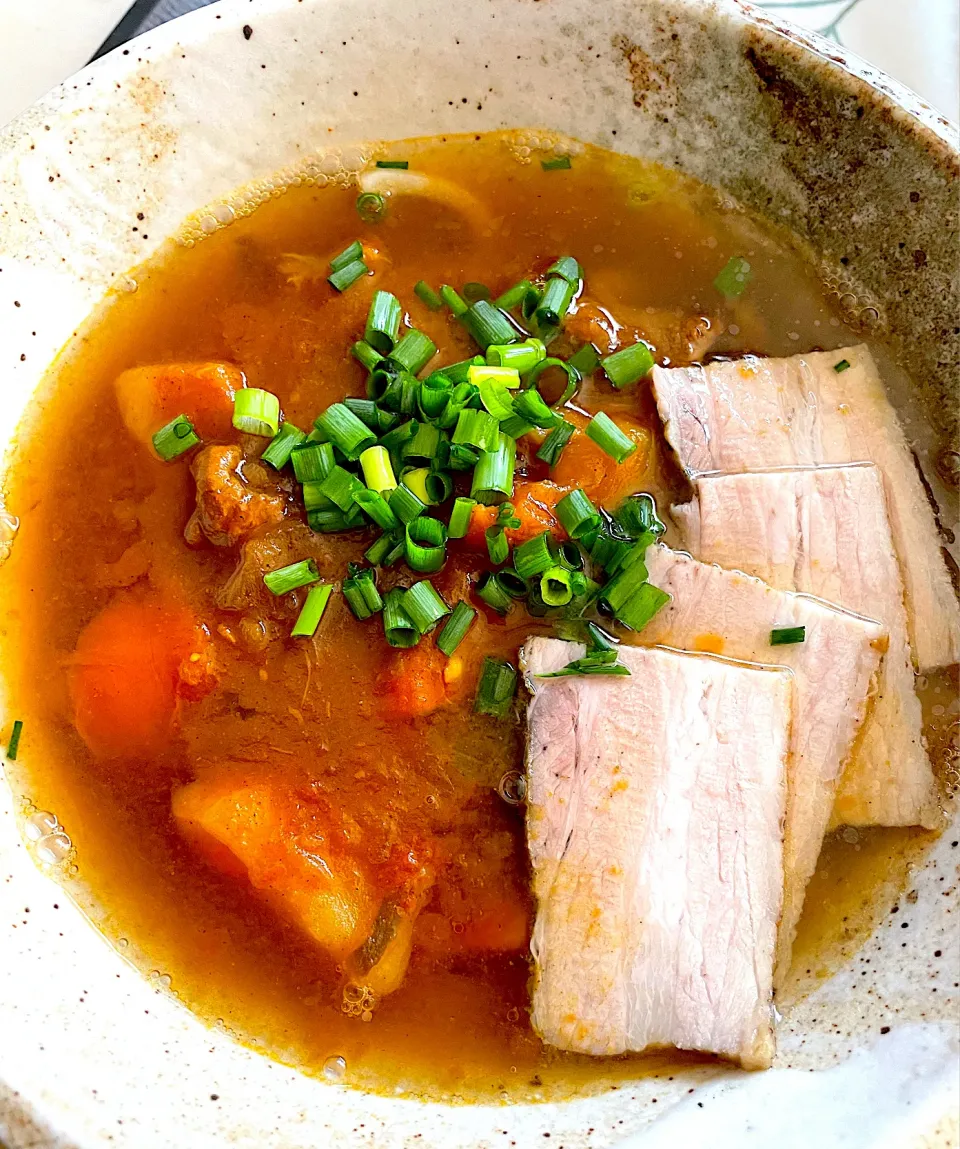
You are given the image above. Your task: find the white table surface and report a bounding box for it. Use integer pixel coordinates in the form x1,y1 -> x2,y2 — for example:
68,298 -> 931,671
0,0 -> 957,128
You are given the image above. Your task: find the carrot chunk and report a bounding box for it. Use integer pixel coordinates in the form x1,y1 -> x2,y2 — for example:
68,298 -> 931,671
381,642 -> 450,720
551,415 -> 652,505
463,480 -> 571,551
115,361 -> 245,448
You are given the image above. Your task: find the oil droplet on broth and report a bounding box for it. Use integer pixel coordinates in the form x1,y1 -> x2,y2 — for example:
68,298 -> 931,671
24,809 -> 58,841
322,1055 -> 347,1082
36,831 -> 72,864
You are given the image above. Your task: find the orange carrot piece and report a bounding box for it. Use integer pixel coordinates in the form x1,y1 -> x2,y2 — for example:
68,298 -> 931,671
115,361 -> 245,448
462,480 -> 571,551
551,415 -> 652,505
380,642 -> 450,720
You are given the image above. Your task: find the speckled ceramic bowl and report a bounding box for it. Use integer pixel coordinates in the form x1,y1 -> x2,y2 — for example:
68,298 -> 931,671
0,0 -> 957,1146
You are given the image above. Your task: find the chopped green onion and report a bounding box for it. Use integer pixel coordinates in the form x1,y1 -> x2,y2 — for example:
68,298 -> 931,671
567,343 -> 601,376
537,658 -> 630,679
463,282 -> 491,303
359,445 -> 397,493
152,414 -> 200,461
401,467 -> 431,504
345,398 -> 393,432
771,626 -> 806,646
513,388 -> 561,429
521,285 -> 543,321
496,568 -> 528,599
485,339 -> 546,374
292,441 -> 335,482
315,403 -> 376,461
714,256 -> 752,298
389,483 -> 426,524
442,356 -> 486,384
585,412 -> 637,463
834,359 -> 851,373
540,565 -> 573,606
514,530 -> 560,580
615,492 -> 666,539
437,602 -> 477,656
475,571 -> 513,615
383,587 -> 420,648
233,389 -> 281,437
453,407 -> 500,453
352,339 -> 385,373
402,421 -> 442,464
343,566 -> 384,619
390,329 -> 437,375
418,372 -> 453,419
461,300 -> 519,350
486,524 -> 510,565
557,540 -> 584,571
471,432 -> 516,505
562,574 -> 601,619
328,259 -> 369,292
616,582 -> 671,631
263,558 -> 319,596
329,240 -> 363,272
546,256 -> 581,284
319,464 -> 365,512
495,280 -> 533,311
475,375 -> 519,421
499,414 -> 537,440
556,489 -> 601,540
291,583 -> 334,637
356,191 -> 387,222
601,341 -> 655,389
524,358 -> 581,407
376,159 -> 409,169
537,419 -> 575,467
424,469 -> 452,505
365,530 -> 400,566
364,290 -> 403,354
470,363 -> 522,390
301,480 -> 336,513
354,488 -> 399,529
474,657 -> 518,718
440,284 -> 469,317
448,496 -> 477,538
405,516 -> 447,573
6,719 -> 23,761
541,155 -> 572,171
309,508 -> 360,533
600,558 -> 649,614
535,277 -> 577,329
448,442 -> 480,470
414,280 -> 444,311
402,580 -> 451,633
261,422 -> 306,469
589,529 -> 633,574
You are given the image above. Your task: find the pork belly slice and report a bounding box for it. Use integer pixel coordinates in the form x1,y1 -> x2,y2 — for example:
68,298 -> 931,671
523,639 -> 791,1069
641,547 -> 885,984
673,465 -> 939,829
651,345 -> 960,670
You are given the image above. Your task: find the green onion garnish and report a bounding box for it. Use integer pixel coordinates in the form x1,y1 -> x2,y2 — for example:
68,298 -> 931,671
376,159 -> 409,169
292,441 -> 335,483
537,419 -> 575,467
546,256 -> 581,284
834,359 -> 851,373
474,657 -> 518,718
713,256 -> 752,298
263,558 -> 319,596
461,300 -> 519,350
541,155 -> 572,171
513,388 -> 561,429
390,329 -> 437,375
448,496 -> 477,539
364,290 -> 403,354
485,339 -> 546,374
6,719 -> 23,761
418,372 -> 453,419
585,412 -> 637,463
328,259 -> 369,292
402,421 -> 442,464
463,282 -> 492,303
352,339 -> 385,372
343,566 -> 384,620
330,240 -> 363,272
470,432 -> 516,506
600,558 -> 650,614
309,508 -> 357,533
442,356 -> 486,384
537,657 -> 630,678
440,284 -> 469,317
291,584 -> 334,637
494,280 -> 534,311
405,516 -> 447,573
152,414 -> 201,461
453,408 -> 500,453
514,530 -> 560,580
319,464 -> 365,512
315,402 -> 376,461
359,445 -> 397,493
475,571 -> 513,615
414,280 -> 443,311
615,492 -> 665,539
616,582 -> 671,632
771,626 -> 806,646
356,192 -> 387,222
499,414 -> 536,440
354,489 -> 399,530
540,565 -> 574,607
496,568 -> 528,599
402,580 -> 451,633
400,467 -> 431,504
383,587 -> 420,648
301,481 -> 335,513
601,341 -> 655,389
436,602 -> 477,656
365,530 -> 398,566
261,421 -> 306,469
524,358 -> 581,407
233,388 -> 281,437
486,524 -> 510,566
474,374 -> 519,421
557,540 -> 584,571
389,483 -> 426,525
535,276 -> 578,330
556,489 -> 601,540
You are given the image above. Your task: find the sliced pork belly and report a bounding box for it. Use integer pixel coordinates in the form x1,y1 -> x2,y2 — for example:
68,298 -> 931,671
673,465 -> 939,829
651,345 -> 960,670
641,547 -> 885,983
523,639 -> 791,1069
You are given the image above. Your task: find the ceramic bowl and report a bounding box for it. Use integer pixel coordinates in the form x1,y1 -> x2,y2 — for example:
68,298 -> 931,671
0,0 -> 957,1145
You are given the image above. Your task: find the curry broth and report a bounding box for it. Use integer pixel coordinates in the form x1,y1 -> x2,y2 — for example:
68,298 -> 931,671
0,133 -> 945,1101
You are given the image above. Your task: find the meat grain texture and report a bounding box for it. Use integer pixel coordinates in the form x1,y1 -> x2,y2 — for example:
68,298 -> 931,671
652,345 -> 960,670
523,639 -> 791,1069
674,465 -> 939,829
641,547 -> 885,983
